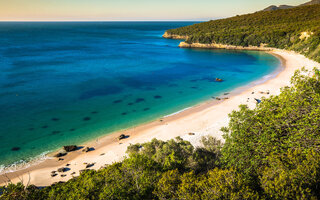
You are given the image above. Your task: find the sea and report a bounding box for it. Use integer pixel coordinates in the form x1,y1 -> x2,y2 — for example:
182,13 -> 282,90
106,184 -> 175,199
0,22 -> 280,171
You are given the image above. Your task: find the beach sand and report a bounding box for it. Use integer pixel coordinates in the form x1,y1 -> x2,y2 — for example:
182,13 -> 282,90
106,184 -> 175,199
1,49 -> 319,187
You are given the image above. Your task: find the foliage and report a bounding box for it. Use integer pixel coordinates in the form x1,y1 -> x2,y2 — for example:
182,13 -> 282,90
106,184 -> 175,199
166,4 -> 320,62
1,69 -> 320,199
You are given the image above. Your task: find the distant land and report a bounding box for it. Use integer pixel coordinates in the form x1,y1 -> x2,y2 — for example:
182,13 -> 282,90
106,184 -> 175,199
165,3 -> 320,62
262,0 -> 320,11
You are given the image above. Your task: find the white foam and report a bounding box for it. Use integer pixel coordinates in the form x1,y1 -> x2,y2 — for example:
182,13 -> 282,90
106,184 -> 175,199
0,151 -> 50,175
163,107 -> 192,118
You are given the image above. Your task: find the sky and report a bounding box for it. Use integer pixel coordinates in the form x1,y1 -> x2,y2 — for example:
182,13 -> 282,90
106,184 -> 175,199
0,0 -> 307,21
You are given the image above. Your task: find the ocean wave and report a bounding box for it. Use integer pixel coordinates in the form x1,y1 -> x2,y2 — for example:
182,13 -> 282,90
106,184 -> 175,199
0,151 -> 50,175
163,107 -> 192,118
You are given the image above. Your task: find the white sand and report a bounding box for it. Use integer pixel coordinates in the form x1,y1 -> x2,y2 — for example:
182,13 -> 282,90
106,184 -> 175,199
1,49 -> 319,187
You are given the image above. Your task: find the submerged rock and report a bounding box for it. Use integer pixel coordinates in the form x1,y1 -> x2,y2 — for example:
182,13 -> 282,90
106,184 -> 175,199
11,147 -> 20,151
83,117 -> 91,121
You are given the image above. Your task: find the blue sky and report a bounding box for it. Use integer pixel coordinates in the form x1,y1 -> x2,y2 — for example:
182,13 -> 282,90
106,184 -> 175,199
0,0 -> 307,21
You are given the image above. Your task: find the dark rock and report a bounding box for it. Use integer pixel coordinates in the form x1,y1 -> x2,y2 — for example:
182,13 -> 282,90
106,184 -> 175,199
57,167 -> 67,172
11,147 -> 20,151
188,132 -> 195,135
86,163 -> 95,168
154,95 -> 162,99
51,173 -> 57,177
82,147 -> 92,153
63,145 -> 77,152
51,131 -> 61,135
113,100 -> 122,104
118,134 -> 126,140
61,174 -> 67,177
66,164 -> 70,166
54,152 -> 67,158
135,98 -> 145,103
83,117 -> 91,121
42,125 -> 48,129
215,78 -> 223,82
224,93 -> 229,95
51,171 -> 56,173
51,118 -> 60,121
216,97 -> 221,100
58,158 -> 64,161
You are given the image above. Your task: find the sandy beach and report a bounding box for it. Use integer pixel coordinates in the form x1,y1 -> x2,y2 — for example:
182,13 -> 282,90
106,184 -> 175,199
1,48 -> 319,187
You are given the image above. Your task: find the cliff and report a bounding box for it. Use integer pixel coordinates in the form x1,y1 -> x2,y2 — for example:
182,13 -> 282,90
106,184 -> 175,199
162,32 -> 188,40
178,42 -> 275,51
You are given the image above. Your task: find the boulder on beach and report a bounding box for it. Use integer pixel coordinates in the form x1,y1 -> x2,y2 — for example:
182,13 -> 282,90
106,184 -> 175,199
82,147 -> 94,153
63,145 -> 78,152
54,152 -> 67,158
82,147 -> 90,152
118,134 -> 128,140
57,167 -> 67,172
86,163 -> 95,168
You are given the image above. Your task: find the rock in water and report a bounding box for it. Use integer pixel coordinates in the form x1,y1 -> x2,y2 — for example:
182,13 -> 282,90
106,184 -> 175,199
11,147 -> 20,151
215,78 -> 223,82
63,145 -> 78,152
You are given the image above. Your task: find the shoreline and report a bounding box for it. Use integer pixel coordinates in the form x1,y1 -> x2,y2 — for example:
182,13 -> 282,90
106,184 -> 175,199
1,48 -> 319,187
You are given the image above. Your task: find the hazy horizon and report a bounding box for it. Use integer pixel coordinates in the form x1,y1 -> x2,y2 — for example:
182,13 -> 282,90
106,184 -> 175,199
0,0 -> 307,21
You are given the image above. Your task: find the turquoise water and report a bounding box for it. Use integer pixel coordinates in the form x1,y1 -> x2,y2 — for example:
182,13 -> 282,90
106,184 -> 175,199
0,22 -> 280,170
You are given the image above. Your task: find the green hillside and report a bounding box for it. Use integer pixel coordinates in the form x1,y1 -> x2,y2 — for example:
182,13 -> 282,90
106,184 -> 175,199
166,4 -> 320,62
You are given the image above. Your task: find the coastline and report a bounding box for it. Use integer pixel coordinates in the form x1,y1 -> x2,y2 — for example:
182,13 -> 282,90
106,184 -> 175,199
1,48 -> 319,187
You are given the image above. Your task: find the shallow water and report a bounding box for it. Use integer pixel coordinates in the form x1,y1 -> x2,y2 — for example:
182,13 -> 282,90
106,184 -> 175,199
0,22 -> 280,169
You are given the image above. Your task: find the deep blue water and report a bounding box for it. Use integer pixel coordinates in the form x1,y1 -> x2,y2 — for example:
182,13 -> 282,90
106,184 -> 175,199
0,22 -> 280,170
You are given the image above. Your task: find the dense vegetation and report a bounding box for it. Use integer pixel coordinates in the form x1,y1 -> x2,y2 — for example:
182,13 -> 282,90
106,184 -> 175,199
1,68 -> 320,199
166,4 -> 320,62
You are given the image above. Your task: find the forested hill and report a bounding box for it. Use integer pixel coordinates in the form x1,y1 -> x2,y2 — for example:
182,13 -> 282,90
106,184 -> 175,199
164,4 -> 320,62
